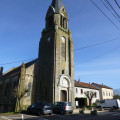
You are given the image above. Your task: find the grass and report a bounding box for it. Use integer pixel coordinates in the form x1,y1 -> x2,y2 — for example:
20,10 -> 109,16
0,112 -> 19,115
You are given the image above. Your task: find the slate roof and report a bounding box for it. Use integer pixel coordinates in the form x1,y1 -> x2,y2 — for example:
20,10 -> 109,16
75,81 -> 99,90
92,83 -> 113,90
51,0 -> 63,13
0,59 -> 38,79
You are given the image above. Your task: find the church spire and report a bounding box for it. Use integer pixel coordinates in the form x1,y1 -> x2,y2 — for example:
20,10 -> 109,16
51,0 -> 63,13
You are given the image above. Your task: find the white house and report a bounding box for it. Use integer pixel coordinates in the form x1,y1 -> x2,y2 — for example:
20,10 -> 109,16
92,83 -> 113,100
75,81 -> 100,107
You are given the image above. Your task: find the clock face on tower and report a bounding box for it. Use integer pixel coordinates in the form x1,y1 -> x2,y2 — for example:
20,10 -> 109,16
47,37 -> 50,42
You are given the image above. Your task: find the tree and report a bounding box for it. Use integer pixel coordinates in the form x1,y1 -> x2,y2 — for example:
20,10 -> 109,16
13,62 -> 30,112
14,86 -> 30,112
84,91 -> 96,107
113,94 -> 120,99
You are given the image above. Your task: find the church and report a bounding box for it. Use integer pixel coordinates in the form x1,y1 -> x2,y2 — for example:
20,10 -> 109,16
0,0 -> 75,112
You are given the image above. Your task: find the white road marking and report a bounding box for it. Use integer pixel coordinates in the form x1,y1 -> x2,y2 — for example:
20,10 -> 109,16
22,114 -> 24,120
23,114 -> 39,117
1,115 -> 49,120
1,116 -> 11,120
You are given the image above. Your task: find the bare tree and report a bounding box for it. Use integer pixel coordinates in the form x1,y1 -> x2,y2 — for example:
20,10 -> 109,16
84,91 -> 96,107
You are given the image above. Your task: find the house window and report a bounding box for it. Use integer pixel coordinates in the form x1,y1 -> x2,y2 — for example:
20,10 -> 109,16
109,93 -> 110,96
95,92 -> 97,98
103,92 -> 105,96
76,88 -> 78,94
81,89 -> 83,94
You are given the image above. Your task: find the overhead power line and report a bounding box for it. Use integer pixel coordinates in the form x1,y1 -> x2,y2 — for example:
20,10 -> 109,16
90,0 -> 120,32
74,38 -> 120,51
104,0 -> 120,19
100,0 -> 120,22
114,0 -> 120,9
78,44 -> 120,64
0,58 -> 36,66
1,38 -> 120,66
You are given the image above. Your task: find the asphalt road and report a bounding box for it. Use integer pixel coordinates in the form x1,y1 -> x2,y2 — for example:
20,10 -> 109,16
0,112 -> 120,120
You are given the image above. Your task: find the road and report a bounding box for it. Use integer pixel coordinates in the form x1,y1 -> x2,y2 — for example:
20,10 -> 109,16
0,112 -> 120,120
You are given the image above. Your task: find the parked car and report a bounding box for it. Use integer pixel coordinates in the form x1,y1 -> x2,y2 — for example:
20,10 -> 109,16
97,99 -> 120,109
27,102 -> 53,116
53,102 -> 73,115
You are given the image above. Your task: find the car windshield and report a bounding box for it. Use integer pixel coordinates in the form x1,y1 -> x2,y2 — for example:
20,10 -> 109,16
65,102 -> 72,106
54,102 -> 63,106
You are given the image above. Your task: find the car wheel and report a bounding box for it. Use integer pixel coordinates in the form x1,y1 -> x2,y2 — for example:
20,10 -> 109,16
61,110 -> 64,115
27,109 -> 30,114
49,113 -> 52,115
38,111 -> 42,116
69,112 -> 72,114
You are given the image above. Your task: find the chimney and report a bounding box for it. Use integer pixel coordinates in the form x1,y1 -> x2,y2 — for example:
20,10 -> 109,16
0,67 -> 3,76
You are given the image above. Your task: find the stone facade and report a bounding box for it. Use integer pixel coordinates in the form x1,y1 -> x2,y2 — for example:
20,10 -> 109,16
0,74 -> 19,112
0,60 -> 37,112
36,0 -> 75,106
0,0 -> 75,112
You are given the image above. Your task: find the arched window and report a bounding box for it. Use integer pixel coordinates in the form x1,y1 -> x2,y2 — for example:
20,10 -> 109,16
61,36 -> 66,60
63,18 -> 67,29
28,82 -> 32,90
60,15 -> 63,27
27,82 -> 32,97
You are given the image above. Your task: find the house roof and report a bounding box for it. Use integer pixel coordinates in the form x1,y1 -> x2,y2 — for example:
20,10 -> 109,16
51,0 -> 63,13
0,59 -> 38,79
92,83 -> 113,90
75,81 -> 99,90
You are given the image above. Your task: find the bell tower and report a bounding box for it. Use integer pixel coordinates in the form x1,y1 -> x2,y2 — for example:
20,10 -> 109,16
36,0 -> 75,106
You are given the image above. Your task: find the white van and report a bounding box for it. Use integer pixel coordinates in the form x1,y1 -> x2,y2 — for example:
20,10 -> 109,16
97,99 -> 120,109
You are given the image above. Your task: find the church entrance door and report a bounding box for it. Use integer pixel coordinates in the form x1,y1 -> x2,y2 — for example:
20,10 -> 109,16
61,90 -> 67,102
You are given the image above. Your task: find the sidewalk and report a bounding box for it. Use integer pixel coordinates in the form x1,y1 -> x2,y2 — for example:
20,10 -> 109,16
73,109 -> 115,116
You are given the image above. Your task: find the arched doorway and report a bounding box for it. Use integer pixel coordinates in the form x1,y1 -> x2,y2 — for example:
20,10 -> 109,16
61,90 -> 67,102
58,74 -> 72,102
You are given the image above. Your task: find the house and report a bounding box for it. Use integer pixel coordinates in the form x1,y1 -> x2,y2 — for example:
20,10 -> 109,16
75,81 -> 99,108
92,83 -> 113,100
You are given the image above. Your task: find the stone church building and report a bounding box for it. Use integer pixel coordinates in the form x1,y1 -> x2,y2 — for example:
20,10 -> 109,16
0,0 -> 75,112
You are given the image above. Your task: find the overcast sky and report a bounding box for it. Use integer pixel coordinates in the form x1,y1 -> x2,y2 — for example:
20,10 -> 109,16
0,0 -> 120,89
